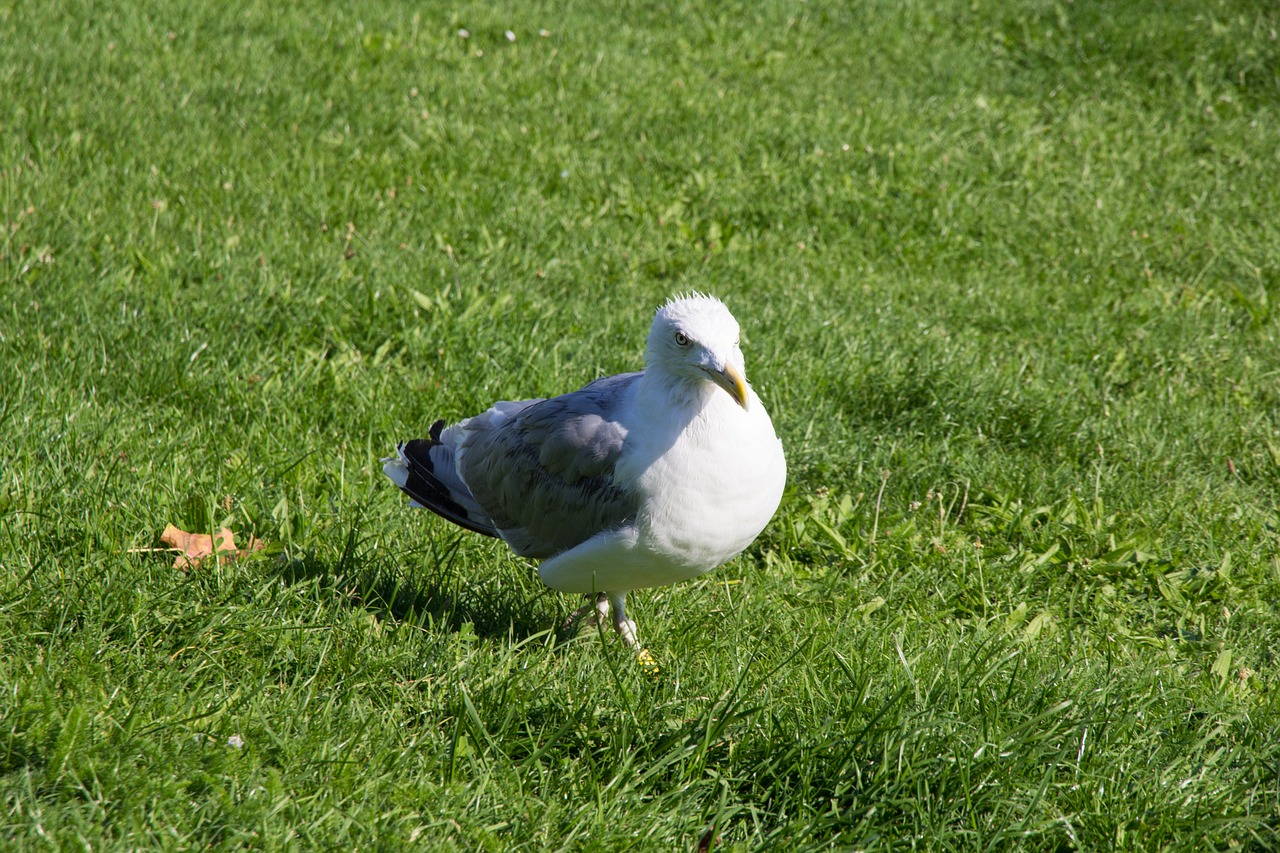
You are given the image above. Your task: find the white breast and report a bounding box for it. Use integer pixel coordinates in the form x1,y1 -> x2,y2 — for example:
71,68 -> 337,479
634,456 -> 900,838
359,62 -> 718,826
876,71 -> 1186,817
629,386 -> 786,578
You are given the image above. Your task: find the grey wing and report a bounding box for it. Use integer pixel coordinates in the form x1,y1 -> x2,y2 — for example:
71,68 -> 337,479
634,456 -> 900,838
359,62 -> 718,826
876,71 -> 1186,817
454,372 -> 642,559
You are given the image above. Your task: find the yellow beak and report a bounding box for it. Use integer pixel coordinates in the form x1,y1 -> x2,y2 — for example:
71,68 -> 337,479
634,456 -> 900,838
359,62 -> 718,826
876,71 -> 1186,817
707,363 -> 750,410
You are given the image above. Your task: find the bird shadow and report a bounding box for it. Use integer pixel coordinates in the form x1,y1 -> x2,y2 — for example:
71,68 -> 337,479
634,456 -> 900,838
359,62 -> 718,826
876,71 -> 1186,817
277,525 -> 565,644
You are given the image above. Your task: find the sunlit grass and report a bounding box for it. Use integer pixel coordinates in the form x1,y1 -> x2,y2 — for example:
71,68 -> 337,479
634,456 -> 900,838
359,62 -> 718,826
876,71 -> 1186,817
3,0 -> 1279,848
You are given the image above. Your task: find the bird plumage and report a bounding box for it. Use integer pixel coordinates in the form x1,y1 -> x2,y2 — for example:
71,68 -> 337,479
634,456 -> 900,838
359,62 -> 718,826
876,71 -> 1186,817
383,293 -> 786,658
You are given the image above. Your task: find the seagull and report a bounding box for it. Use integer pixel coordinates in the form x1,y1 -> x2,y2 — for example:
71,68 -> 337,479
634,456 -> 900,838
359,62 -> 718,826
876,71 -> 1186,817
382,293 -> 786,661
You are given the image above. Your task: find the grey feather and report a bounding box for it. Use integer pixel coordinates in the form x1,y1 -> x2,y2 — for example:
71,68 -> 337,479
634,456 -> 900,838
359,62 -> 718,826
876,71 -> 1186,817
457,372 -> 641,558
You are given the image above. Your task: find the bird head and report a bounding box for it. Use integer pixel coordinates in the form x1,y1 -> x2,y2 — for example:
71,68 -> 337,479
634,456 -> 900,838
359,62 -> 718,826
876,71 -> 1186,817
646,293 -> 750,410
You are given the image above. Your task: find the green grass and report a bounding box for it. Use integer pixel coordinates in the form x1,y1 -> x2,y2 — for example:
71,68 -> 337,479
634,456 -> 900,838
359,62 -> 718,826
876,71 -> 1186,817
4,0 -> 1280,848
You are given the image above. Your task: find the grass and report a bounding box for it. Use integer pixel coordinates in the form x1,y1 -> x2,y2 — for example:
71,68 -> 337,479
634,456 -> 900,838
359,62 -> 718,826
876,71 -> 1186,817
3,0 -> 1280,848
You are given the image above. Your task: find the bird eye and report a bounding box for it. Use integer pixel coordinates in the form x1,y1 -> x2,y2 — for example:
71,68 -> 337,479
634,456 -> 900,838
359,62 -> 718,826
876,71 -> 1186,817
674,331 -> 690,346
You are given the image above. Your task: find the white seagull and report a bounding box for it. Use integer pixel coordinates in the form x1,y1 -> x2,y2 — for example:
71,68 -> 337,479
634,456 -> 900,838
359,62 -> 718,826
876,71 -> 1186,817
383,293 -> 786,661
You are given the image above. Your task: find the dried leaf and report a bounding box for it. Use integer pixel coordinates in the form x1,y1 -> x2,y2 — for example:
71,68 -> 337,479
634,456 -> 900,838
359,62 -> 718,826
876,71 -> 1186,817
160,523 -> 264,569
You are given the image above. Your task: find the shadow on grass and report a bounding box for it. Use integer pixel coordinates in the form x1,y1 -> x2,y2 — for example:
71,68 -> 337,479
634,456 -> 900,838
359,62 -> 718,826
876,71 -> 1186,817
279,515 -> 561,644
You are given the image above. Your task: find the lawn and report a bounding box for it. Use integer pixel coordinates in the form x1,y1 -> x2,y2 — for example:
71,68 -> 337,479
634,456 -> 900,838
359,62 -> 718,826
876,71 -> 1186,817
3,0 -> 1280,848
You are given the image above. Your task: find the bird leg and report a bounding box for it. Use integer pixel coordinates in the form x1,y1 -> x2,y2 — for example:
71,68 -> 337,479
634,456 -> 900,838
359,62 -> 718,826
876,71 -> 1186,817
608,592 -> 659,671
563,592 -> 609,632
563,592 -> 659,671
606,591 -> 641,650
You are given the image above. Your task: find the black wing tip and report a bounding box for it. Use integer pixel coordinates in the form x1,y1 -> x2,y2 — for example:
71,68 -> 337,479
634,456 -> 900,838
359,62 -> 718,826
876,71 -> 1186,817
391,428 -> 500,540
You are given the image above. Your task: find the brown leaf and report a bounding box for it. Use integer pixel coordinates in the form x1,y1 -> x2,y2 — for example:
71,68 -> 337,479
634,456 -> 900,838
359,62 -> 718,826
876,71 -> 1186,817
160,523 -> 264,570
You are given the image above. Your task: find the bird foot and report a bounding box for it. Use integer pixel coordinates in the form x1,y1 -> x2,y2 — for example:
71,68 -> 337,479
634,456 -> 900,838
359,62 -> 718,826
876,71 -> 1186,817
563,592 -> 610,633
612,615 -> 642,650
611,610 -> 661,674
563,593 -> 660,673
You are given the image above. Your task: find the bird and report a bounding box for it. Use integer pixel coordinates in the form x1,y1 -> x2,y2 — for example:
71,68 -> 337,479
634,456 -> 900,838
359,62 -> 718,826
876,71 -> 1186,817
382,293 -> 786,662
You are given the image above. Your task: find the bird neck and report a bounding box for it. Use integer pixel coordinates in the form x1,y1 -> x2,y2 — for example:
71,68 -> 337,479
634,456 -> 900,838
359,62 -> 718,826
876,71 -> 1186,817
638,368 -> 717,413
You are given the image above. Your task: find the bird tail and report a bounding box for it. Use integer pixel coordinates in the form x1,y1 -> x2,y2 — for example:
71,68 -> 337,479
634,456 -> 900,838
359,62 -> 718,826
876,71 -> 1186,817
382,420 -> 500,538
